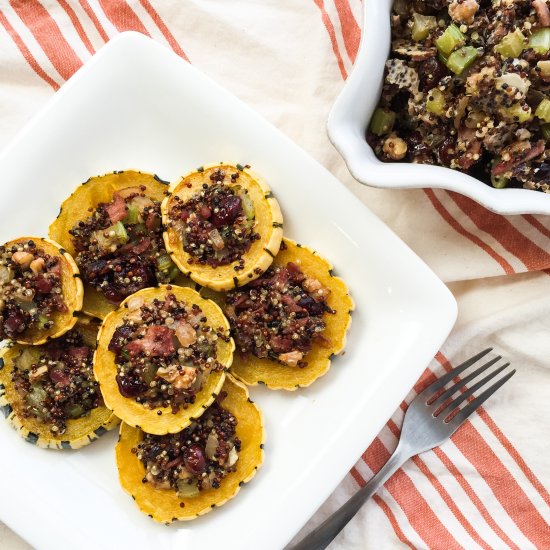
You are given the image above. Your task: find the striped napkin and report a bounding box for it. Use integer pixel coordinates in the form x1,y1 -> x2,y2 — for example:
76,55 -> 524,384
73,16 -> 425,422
1,2 -> 549,549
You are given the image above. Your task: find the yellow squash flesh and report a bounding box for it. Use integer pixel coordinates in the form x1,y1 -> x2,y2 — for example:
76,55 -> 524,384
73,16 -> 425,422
0,315 -> 119,449
48,170 -> 180,319
3,237 -> 83,345
162,164 -> 283,291
94,285 -> 233,435
116,374 -> 264,523
230,239 -> 353,390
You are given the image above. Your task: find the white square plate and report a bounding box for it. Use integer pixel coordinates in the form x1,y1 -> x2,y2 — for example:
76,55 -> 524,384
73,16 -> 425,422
0,32 -> 457,550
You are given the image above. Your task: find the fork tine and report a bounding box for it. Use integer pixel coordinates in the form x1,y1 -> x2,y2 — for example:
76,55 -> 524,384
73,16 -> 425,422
437,363 -> 510,419
419,348 -> 493,400
448,369 -> 516,429
430,356 -> 501,408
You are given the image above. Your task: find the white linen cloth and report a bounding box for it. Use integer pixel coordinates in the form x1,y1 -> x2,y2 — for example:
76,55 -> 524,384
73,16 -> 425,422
0,1 -> 548,548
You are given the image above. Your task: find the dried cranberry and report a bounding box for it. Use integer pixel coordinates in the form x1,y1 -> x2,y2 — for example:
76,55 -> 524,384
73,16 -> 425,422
121,238 -> 151,256
184,444 -> 206,475
280,294 -> 304,314
116,374 -> 147,398
109,325 -> 135,353
297,295 -> 325,316
140,325 -> 176,357
390,90 -> 411,112
82,259 -> 109,280
104,287 -> 126,304
211,195 -> 242,228
33,276 -> 53,294
67,346 -> 90,365
417,58 -> 446,92
269,335 -> 293,353
50,367 -> 71,388
145,213 -> 161,231
3,311 -> 26,337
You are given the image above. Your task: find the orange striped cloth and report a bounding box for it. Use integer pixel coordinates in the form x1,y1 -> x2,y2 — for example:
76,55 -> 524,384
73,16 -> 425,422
0,2 -> 549,549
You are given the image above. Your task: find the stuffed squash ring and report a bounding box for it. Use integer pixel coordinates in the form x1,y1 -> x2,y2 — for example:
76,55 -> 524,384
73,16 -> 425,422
0,237 -> 83,345
116,374 -> 264,523
94,285 -> 233,435
0,315 -> 119,449
224,238 -> 353,390
162,164 -> 283,291
49,170 -> 182,320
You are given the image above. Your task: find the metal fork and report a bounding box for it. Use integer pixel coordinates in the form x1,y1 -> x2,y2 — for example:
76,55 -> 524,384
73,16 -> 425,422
290,348 -> 515,550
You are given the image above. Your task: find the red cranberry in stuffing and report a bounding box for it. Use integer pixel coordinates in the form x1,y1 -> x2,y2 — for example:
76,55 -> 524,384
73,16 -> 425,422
184,444 -> 207,475
3,311 -> 26,337
50,367 -> 71,388
211,195 -> 242,228
116,374 -> 147,398
33,276 -> 53,294
418,58 -> 446,92
109,325 -> 135,353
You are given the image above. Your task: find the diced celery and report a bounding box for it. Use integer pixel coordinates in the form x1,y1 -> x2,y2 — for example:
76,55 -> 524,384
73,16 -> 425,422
177,480 -> 200,498
133,223 -> 147,235
123,203 -> 141,225
65,404 -> 85,419
370,108 -> 395,136
26,385 -> 47,414
446,46 -> 479,75
16,298 -> 36,312
494,29 -> 526,58
491,174 -> 510,189
157,254 -> 174,273
94,222 -> 128,250
38,314 -> 49,329
111,222 -> 129,243
139,363 -> 158,387
542,124 -> 550,141
411,13 -> 437,42
240,191 -> 255,221
168,265 -> 181,282
538,60 -> 550,81
156,254 -> 180,282
17,349 -> 39,371
535,98 -> 550,123
499,103 -> 533,123
426,88 -> 446,116
435,24 -> 465,57
528,28 -> 550,55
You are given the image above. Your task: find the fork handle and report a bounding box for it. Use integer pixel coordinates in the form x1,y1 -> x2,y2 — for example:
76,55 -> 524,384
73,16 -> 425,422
289,444 -> 411,550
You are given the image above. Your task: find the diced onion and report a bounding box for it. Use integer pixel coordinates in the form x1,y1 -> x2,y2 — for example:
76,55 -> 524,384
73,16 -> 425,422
208,228 -> 225,250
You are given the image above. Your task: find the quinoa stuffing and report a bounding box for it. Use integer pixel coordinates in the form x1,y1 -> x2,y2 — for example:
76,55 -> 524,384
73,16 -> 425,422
11,329 -> 100,435
0,240 -> 67,340
224,249 -> 335,367
108,293 -> 228,412
369,0 -> 550,191
134,395 -> 240,497
167,168 -> 260,269
69,186 -> 180,304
